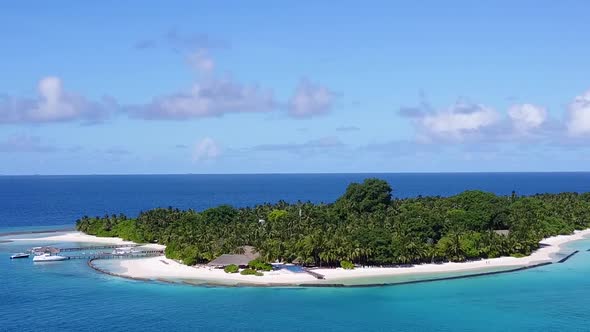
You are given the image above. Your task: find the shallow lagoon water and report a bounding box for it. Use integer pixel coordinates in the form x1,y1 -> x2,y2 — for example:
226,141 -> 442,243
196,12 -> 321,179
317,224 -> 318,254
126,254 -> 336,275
2,233 -> 590,331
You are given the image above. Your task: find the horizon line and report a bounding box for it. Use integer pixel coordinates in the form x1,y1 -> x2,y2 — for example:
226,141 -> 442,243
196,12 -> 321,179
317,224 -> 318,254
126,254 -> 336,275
2,171 -> 590,177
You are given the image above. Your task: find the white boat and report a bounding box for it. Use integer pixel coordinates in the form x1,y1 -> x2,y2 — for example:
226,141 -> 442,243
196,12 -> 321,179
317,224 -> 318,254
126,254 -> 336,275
33,253 -> 69,262
10,253 -> 30,259
112,247 -> 134,255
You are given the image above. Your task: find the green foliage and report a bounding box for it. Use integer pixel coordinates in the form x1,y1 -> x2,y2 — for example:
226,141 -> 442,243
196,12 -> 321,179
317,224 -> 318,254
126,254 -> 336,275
202,205 -> 238,224
248,259 -> 273,271
75,178 -> 590,268
115,219 -> 144,243
340,260 -> 355,269
224,264 -> 239,273
337,178 -> 392,213
436,234 -> 466,262
268,209 -> 288,222
240,268 -> 263,276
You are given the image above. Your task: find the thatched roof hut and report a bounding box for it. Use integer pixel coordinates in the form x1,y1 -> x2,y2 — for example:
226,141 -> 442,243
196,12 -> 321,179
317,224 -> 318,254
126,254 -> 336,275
207,245 -> 259,267
207,254 -> 251,267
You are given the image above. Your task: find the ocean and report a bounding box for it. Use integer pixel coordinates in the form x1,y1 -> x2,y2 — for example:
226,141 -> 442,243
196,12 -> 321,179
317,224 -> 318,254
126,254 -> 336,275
1,173 -> 590,331
3,173 -> 590,228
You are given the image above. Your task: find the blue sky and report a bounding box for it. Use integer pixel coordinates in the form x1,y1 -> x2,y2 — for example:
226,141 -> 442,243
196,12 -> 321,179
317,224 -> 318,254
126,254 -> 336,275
1,1 -> 590,174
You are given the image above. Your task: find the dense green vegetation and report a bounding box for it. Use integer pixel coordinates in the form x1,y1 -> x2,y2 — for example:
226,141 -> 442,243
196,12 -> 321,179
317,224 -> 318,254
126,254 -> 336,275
248,259 -> 273,271
340,260 -> 355,269
76,178 -> 590,267
240,268 -> 263,276
224,264 -> 239,273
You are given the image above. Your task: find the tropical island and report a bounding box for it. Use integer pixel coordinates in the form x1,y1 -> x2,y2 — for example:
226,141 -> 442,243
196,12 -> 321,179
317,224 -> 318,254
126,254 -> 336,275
73,178 -> 590,285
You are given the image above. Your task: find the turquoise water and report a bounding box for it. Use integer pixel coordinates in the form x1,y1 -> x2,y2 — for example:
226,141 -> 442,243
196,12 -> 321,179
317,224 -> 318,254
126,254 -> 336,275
1,231 -> 589,331
2,174 -> 590,331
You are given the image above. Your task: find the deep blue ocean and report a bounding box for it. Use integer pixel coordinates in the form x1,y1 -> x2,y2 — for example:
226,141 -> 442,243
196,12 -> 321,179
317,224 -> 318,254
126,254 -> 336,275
1,173 -> 590,331
2,173 -> 590,228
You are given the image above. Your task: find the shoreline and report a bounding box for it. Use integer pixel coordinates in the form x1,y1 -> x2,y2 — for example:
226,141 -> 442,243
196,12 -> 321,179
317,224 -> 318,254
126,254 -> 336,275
4,229 -> 590,287
4,231 -> 137,245
86,258 -> 556,288
0,228 -> 75,237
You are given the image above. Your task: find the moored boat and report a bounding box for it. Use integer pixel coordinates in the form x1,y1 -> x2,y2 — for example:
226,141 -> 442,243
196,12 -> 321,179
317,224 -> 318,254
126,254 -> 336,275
10,253 -> 30,259
32,253 -> 69,262
112,247 -> 134,255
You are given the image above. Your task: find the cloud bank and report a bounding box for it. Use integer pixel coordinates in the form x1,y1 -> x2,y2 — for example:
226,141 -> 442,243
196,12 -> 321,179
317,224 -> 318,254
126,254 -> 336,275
0,77 -> 113,124
127,78 -> 275,120
567,89 -> 590,137
508,103 -> 548,134
418,102 -> 500,141
399,97 -> 561,143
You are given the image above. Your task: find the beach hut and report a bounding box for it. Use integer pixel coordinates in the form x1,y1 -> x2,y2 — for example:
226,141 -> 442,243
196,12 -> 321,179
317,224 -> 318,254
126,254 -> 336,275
207,246 -> 259,268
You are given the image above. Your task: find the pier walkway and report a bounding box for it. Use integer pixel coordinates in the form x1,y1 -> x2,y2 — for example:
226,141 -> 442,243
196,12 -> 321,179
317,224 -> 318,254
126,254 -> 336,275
28,244 -> 164,260
303,268 -> 325,279
57,244 -> 140,252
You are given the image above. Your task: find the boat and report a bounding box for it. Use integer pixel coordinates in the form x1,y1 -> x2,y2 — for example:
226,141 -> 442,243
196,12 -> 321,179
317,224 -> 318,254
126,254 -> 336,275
32,253 -> 69,262
112,247 -> 134,255
10,253 -> 30,259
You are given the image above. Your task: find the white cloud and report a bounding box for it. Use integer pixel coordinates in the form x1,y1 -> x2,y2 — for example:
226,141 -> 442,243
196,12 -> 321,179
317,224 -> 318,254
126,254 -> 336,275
193,137 -> 221,161
0,76 -> 112,124
419,102 -> 499,141
288,80 -> 334,118
567,89 -> 590,136
187,49 -> 215,74
128,78 -> 275,120
34,77 -> 77,121
508,103 -> 547,134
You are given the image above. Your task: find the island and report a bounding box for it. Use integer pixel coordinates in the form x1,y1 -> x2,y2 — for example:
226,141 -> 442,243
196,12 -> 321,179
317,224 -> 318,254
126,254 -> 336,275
71,178 -> 590,286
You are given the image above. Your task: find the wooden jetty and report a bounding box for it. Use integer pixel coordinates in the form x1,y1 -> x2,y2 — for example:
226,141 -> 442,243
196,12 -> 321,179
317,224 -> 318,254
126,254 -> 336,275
57,244 -> 140,252
29,244 -> 140,254
303,268 -> 325,279
28,244 -> 163,260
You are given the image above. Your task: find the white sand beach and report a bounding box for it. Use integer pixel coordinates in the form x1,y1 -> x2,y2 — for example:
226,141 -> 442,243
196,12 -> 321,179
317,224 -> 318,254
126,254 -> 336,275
113,257 -> 320,285
6,229 -> 590,285
315,228 -> 590,281
5,231 -> 137,245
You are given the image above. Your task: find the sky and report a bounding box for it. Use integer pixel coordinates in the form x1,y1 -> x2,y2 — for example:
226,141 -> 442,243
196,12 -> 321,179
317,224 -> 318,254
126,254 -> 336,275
1,1 -> 590,174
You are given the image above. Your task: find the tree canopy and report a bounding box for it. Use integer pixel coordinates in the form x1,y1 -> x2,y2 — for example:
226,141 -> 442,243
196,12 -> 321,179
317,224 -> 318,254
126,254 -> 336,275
76,179 -> 590,267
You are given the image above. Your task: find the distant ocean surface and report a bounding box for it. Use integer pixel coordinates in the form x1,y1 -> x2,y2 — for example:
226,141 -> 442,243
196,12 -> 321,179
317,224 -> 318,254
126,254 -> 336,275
2,173 -> 590,331
2,173 -> 590,228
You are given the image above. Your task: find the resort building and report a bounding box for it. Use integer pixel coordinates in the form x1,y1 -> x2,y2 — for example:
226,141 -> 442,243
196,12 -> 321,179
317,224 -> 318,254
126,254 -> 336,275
207,245 -> 259,268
